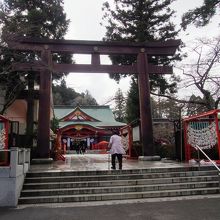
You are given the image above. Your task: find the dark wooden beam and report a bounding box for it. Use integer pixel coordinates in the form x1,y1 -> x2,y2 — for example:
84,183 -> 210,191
53,63 -> 137,74
12,62 -> 46,72
7,38 -> 181,55
12,62 -> 173,74
17,38 -> 181,48
91,53 -> 100,65
43,44 -> 177,55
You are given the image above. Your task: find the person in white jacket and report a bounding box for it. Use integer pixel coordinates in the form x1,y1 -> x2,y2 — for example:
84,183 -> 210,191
108,130 -> 126,170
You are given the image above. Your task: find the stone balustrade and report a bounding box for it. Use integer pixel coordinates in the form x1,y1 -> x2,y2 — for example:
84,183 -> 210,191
0,148 -> 30,207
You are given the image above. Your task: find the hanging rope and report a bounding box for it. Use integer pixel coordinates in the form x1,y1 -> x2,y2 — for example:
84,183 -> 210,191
0,128 -> 6,149
121,133 -> 129,152
187,121 -> 217,149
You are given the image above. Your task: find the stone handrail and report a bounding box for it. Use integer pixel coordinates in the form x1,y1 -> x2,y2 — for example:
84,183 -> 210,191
0,148 -> 31,206
0,148 -> 31,177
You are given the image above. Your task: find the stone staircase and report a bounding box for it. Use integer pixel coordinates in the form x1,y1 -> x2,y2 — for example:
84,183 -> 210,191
19,167 -> 220,204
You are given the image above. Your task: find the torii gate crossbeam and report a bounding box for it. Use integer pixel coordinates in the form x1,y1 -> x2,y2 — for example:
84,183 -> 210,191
8,38 -> 180,158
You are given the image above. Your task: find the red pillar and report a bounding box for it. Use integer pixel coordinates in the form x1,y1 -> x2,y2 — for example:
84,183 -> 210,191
36,49 -> 52,158
183,120 -> 191,161
137,52 -> 154,156
214,113 -> 220,160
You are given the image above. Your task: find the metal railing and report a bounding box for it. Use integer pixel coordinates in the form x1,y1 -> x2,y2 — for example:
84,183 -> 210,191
194,145 -> 220,189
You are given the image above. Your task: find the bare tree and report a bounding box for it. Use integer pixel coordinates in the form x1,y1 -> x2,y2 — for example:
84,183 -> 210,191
181,37 -> 220,110
150,36 -> 220,115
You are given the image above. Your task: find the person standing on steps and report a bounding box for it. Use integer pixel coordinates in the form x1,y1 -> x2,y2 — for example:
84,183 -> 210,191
108,130 -> 126,170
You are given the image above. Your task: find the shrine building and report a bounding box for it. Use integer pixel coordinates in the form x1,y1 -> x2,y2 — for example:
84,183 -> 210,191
54,105 -> 126,152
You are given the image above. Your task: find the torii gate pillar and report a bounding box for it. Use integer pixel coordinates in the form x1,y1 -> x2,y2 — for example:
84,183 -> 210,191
137,52 -> 154,156
36,49 -> 52,158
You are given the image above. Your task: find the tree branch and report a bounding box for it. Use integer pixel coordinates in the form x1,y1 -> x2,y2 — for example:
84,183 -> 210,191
150,91 -> 206,106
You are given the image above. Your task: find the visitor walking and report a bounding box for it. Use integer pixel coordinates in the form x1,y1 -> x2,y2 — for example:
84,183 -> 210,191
108,130 -> 126,170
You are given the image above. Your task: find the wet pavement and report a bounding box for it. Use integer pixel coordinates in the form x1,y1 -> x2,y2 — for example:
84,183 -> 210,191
2,153 -> 219,220
2,195 -> 220,220
30,153 -> 195,172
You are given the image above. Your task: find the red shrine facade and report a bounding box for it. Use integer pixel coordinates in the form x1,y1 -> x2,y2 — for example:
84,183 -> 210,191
54,105 -> 126,153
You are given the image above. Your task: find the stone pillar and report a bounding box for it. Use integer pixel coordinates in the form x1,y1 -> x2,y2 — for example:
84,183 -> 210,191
10,148 -> 18,177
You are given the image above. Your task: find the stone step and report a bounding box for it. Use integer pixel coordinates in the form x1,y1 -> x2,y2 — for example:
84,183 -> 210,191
23,175 -> 218,190
26,166 -> 218,177
20,167 -> 220,205
24,170 -> 218,183
19,187 -> 220,204
21,181 -> 219,197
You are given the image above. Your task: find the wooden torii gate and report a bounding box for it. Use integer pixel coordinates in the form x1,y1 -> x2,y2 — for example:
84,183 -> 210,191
8,38 -> 180,158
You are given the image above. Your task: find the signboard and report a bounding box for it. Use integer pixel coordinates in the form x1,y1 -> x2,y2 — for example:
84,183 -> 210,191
132,125 -> 140,142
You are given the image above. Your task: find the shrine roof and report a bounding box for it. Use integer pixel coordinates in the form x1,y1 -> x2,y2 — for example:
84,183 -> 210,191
58,121 -> 126,129
54,105 -> 126,128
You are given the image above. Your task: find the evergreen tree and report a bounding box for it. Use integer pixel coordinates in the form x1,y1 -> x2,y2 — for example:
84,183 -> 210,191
0,0 -> 70,147
74,90 -> 98,106
126,78 -> 140,122
53,79 -> 79,105
113,88 -> 126,122
181,0 -> 220,30
53,81 -> 98,106
1,0 -> 69,38
0,0 -> 71,110
151,96 -> 181,119
0,0 -> 71,79
102,0 -> 180,122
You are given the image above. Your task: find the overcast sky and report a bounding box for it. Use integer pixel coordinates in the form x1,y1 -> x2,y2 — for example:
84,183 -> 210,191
63,0 -> 219,106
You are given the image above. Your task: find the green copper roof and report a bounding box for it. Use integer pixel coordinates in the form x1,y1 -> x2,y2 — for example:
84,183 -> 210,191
54,105 -> 126,128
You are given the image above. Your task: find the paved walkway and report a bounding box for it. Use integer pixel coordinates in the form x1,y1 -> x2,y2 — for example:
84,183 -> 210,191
30,153 -> 195,172
1,196 -> 220,220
